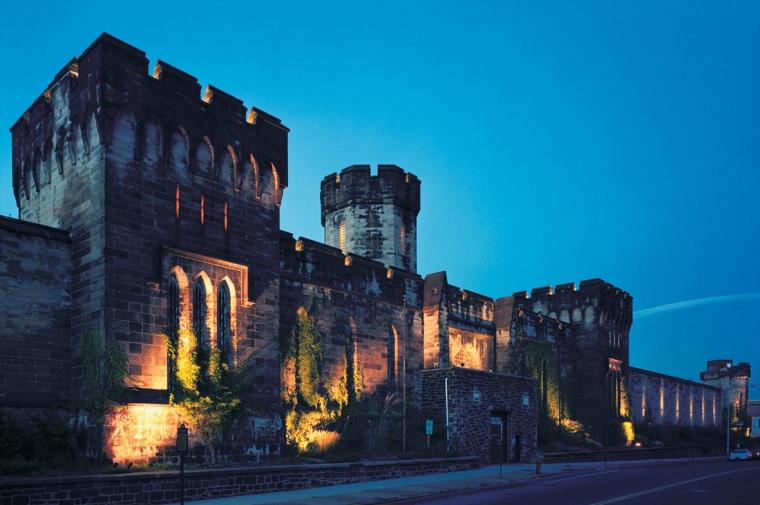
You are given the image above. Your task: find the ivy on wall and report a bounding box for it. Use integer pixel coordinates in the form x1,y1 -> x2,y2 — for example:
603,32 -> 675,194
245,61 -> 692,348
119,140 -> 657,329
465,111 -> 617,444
280,306 -> 364,453
81,327 -> 130,423
506,336 -> 579,444
164,329 -> 255,463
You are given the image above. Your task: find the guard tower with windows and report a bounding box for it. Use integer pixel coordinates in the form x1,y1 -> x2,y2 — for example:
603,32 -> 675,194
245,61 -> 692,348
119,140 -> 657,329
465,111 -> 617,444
321,165 -> 421,272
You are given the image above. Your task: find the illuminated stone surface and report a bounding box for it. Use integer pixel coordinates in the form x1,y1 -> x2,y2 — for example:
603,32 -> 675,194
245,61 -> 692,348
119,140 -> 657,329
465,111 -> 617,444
2,33 -> 750,465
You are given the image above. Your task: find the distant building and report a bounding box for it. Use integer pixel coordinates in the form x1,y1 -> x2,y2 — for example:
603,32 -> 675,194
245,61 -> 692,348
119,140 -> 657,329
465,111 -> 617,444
749,400 -> 760,437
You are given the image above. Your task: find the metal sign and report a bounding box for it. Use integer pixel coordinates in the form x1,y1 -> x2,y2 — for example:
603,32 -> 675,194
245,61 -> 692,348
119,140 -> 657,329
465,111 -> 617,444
177,423 -> 188,453
426,419 -> 433,435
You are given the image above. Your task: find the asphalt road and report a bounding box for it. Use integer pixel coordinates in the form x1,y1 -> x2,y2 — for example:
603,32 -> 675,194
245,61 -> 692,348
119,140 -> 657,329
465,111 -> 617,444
404,460 -> 760,505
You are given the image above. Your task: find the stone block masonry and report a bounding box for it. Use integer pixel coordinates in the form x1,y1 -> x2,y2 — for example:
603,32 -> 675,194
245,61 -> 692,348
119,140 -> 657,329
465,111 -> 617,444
421,368 -> 537,464
629,367 -> 723,427
0,216 -> 72,407
9,33 -> 289,404
0,457 -> 479,505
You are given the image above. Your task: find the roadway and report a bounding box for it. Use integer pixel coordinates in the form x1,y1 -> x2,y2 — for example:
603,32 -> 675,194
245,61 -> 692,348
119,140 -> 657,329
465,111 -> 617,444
404,459 -> 760,505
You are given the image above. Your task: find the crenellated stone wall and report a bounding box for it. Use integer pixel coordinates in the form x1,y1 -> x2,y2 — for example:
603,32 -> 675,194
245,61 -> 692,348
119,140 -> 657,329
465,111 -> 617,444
279,233 -> 424,402
9,33 -> 288,405
321,165 -> 420,273
629,367 -> 723,427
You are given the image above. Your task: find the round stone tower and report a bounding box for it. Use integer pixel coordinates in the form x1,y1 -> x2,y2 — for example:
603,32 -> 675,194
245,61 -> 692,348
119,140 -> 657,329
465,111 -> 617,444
321,164 -> 421,272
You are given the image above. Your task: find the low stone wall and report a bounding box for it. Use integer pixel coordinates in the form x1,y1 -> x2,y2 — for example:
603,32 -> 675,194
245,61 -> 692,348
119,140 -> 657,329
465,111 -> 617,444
541,445 -> 725,464
0,457 -> 479,505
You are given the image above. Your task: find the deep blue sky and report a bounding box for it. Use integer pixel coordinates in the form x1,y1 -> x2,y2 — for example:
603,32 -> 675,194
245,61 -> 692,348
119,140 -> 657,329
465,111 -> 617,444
1,1 -> 758,397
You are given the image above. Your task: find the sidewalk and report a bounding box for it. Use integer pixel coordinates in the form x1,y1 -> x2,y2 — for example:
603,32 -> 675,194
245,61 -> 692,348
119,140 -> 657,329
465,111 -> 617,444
171,457 -> 723,505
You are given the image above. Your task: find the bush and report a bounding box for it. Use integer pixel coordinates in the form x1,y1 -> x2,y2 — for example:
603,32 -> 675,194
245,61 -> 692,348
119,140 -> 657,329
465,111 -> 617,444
0,409 -> 86,476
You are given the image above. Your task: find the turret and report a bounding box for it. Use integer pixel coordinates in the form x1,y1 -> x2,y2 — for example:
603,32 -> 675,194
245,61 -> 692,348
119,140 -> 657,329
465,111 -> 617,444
321,165 -> 420,272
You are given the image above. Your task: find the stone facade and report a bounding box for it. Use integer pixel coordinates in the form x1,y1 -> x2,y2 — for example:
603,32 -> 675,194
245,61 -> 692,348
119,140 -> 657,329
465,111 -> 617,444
629,368 -> 722,427
700,360 -> 751,412
3,33 -> 753,465
279,233 -> 424,402
321,165 -> 420,273
0,216 -> 72,407
421,368 -> 537,463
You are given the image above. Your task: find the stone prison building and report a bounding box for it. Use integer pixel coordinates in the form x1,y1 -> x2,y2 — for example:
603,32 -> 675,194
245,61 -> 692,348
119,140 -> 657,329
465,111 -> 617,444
1,34 -> 751,465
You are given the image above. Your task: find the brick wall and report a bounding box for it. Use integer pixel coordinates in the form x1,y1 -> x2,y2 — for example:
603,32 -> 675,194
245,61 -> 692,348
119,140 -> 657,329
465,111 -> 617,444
0,457 -> 479,505
0,216 -> 71,407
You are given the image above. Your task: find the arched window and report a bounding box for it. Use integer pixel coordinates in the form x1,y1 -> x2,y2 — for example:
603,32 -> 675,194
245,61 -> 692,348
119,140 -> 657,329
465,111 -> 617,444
193,279 -> 207,345
167,274 -> 180,392
168,275 -> 180,336
217,282 -> 231,356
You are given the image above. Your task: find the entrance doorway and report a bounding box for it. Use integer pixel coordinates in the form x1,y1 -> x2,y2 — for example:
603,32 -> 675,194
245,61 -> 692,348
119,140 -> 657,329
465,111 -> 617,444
489,412 -> 507,464
511,434 -> 522,463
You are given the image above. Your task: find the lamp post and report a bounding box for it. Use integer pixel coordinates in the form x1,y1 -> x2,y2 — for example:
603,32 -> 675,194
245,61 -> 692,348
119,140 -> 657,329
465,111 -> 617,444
403,295 -> 407,453
725,378 -> 733,458
177,424 -> 188,505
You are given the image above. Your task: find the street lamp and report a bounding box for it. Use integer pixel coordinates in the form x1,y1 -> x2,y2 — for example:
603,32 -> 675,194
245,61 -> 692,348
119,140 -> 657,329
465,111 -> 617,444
177,424 -> 188,505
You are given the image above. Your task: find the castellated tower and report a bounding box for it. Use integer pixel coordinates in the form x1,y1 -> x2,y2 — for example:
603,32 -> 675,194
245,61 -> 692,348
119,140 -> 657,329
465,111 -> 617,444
9,33 -> 288,404
321,165 -> 421,272
511,279 -> 633,427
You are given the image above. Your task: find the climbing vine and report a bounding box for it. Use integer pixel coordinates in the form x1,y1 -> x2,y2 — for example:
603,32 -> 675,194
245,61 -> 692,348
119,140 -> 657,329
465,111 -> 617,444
164,329 -> 255,463
506,336 -> 569,443
81,327 -> 130,423
280,306 -> 364,453
295,307 -> 324,410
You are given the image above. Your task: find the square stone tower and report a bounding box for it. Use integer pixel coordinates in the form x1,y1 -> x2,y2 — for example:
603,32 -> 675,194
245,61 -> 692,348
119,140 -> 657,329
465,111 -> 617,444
10,33 -> 289,403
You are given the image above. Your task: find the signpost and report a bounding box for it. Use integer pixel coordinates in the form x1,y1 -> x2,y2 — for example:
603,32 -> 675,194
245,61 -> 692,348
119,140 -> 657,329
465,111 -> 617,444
177,424 -> 188,505
426,419 -> 433,447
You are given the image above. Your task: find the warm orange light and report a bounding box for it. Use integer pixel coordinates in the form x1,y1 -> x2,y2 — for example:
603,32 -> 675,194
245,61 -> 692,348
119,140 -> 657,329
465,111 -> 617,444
200,193 -> 205,224
175,185 -> 180,218
224,201 -> 228,231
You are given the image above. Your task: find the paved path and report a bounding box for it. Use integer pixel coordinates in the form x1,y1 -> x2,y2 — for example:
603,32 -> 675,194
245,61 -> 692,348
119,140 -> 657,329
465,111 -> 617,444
170,457 -> 724,505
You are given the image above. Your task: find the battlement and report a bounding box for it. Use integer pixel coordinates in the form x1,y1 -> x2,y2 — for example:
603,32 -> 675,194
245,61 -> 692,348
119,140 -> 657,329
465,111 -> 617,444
10,32 -> 289,209
320,164 -> 421,224
513,279 -> 631,304
279,231 -> 423,308
700,360 -> 752,381
512,278 -> 633,333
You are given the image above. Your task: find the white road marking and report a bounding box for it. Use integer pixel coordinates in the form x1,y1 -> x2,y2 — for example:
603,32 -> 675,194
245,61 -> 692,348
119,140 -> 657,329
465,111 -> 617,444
549,471 -> 620,483
585,467 -> 758,505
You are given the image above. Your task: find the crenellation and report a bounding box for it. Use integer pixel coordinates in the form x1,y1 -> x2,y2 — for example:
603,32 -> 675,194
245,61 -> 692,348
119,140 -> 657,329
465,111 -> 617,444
5,33 -> 752,466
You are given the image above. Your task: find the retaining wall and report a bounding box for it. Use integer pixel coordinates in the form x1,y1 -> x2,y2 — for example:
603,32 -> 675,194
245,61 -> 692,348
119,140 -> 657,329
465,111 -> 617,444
0,457 -> 479,505
541,445 -> 725,464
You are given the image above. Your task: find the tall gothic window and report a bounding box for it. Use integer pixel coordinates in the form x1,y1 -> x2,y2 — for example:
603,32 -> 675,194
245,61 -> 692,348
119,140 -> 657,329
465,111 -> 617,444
167,274 -> 180,392
193,278 -> 207,345
217,282 -> 231,356
168,275 -> 180,337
